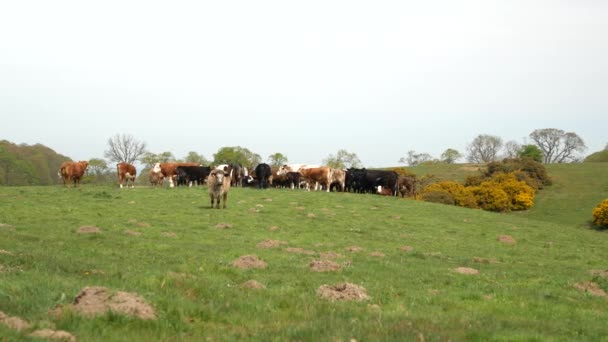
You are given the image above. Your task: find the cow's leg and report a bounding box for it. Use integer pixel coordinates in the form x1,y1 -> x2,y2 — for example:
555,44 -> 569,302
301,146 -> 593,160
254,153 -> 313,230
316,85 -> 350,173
222,192 -> 227,209
209,193 -> 215,208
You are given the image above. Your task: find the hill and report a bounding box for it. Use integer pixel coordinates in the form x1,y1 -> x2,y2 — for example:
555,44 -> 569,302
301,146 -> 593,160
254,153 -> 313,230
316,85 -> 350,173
1,185 -> 608,340
0,140 -> 71,185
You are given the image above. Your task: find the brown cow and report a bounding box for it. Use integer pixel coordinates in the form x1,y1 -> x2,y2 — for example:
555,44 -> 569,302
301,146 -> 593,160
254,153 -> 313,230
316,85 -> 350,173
117,162 -> 137,188
58,161 -> 89,187
299,167 -> 333,192
397,176 -> 416,198
153,162 -> 200,188
149,168 -> 164,187
207,169 -> 231,209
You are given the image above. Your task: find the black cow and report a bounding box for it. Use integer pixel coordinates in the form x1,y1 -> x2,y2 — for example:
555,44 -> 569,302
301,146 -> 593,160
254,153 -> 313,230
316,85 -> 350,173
254,163 -> 272,189
176,166 -> 211,187
285,172 -> 301,189
346,168 -> 399,195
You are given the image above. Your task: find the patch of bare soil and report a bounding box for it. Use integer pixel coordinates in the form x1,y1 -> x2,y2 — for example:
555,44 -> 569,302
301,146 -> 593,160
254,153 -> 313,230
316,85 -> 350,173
268,226 -> 280,231
255,204 -> 264,208
232,255 -> 268,269
285,247 -> 315,255
473,257 -> 499,264
71,286 -> 156,320
459,166 -> 480,171
136,222 -> 150,228
345,246 -> 364,253
124,230 -> 142,236
264,198 -> 273,202
161,232 -> 177,238
29,329 -> 76,341
0,223 -> 14,229
240,280 -> 266,289
319,252 -> 343,260
0,264 -> 5,273
0,310 -> 31,331
335,205 -> 344,208
77,226 -> 101,234
295,206 -> 306,211
574,282 -> 607,297
317,283 -> 370,301
590,270 -> 608,277
257,240 -> 288,249
248,208 -> 260,213
392,216 -> 401,220
369,252 -> 385,258
215,223 -> 233,229
497,235 -> 516,244
399,246 -> 414,252
306,213 -> 316,218
310,260 -> 342,272
0,249 -> 12,255
454,267 -> 479,275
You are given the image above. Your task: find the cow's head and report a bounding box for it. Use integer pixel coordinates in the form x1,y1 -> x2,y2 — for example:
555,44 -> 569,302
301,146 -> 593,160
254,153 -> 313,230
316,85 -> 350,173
153,163 -> 161,173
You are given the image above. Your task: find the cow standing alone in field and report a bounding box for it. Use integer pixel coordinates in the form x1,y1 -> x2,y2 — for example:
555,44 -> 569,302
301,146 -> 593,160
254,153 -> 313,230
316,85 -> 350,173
58,161 -> 89,187
207,169 -> 231,209
117,162 -> 136,188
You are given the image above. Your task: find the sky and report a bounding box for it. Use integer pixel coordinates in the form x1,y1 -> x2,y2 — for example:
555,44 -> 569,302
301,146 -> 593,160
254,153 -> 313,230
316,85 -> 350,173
1,1 -> 606,167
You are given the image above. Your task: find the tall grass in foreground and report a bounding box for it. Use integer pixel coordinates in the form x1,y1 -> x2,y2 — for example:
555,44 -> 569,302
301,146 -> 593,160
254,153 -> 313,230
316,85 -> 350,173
0,184 -> 607,341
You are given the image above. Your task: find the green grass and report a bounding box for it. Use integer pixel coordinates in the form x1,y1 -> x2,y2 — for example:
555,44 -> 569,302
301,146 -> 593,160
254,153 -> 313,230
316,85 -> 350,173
1,171 -> 608,340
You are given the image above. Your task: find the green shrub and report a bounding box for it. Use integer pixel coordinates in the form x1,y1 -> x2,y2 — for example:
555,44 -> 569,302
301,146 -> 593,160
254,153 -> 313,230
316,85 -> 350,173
592,199 -> 608,228
420,190 -> 455,205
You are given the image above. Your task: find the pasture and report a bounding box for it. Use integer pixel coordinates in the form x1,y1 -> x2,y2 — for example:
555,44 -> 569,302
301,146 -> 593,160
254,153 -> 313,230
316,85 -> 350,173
1,173 -> 608,340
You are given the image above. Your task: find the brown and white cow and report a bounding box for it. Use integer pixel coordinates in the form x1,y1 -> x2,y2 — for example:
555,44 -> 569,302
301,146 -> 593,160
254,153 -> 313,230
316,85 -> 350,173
207,169 -> 232,209
299,167 -> 333,192
149,168 -> 164,187
330,169 -> 346,192
276,164 -> 321,176
117,162 -> 136,188
58,161 -> 89,187
153,162 -> 200,188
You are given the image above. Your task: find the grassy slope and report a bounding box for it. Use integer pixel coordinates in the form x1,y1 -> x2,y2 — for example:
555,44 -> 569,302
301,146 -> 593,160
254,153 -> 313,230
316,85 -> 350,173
0,178 -> 607,340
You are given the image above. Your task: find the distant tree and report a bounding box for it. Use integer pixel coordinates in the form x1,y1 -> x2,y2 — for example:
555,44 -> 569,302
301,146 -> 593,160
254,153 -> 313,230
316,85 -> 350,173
104,134 -> 147,164
518,144 -> 544,163
184,151 -> 209,165
213,146 -> 261,169
87,158 -> 111,184
139,151 -> 175,168
268,153 -> 288,167
466,134 -> 503,163
399,150 -> 433,166
529,128 -> 586,163
323,149 -> 362,169
503,141 -> 521,159
440,149 -> 462,164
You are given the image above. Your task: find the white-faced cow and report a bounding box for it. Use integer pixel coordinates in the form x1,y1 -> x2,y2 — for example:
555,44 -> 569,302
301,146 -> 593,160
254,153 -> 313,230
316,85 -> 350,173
207,169 -> 231,209
153,162 -> 200,188
58,161 -> 89,187
117,162 -> 136,188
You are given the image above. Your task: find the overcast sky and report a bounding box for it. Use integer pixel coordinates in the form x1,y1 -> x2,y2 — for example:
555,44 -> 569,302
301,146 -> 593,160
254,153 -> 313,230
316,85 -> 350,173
1,1 -> 606,167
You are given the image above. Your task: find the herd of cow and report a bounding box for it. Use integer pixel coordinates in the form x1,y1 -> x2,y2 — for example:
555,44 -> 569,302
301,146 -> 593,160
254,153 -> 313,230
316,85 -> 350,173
58,161 -> 415,208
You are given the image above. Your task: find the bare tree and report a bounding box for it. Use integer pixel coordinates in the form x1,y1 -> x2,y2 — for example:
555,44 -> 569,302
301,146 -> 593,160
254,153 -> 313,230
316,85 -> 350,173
503,140 -> 521,159
466,134 -> 503,163
104,134 -> 147,164
529,128 -> 586,163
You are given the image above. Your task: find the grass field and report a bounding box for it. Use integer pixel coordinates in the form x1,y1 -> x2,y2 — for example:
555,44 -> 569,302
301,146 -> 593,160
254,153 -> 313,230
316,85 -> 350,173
1,164 -> 608,341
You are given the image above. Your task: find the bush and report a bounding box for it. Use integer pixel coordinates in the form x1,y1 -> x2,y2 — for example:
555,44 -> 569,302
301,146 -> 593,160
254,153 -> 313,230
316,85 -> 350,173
422,181 -> 478,208
489,173 -> 535,210
485,158 -> 551,188
389,167 -> 416,178
469,183 -> 511,212
592,199 -> 608,228
420,190 -> 455,205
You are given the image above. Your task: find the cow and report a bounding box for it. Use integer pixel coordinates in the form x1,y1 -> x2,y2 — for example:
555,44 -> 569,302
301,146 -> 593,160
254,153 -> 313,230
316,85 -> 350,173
149,168 -> 164,187
397,175 -> 416,198
299,167 -> 333,192
377,185 -> 394,196
276,164 -> 321,176
207,169 -> 231,209
330,169 -> 346,192
285,171 -> 301,189
176,166 -> 211,187
346,168 -> 399,195
58,161 -> 89,187
153,162 -> 200,188
254,163 -> 272,189
116,162 -> 136,188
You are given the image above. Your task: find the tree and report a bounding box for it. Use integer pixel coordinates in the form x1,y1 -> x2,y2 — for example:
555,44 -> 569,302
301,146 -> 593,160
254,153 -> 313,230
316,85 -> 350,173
213,146 -> 261,169
139,151 -> 175,168
399,150 -> 433,166
440,149 -> 462,164
87,158 -> 111,184
184,151 -> 209,165
323,149 -> 362,169
104,134 -> 147,164
529,128 -> 586,163
518,144 -> 543,163
466,134 -> 503,163
268,153 -> 288,167
503,141 -> 521,159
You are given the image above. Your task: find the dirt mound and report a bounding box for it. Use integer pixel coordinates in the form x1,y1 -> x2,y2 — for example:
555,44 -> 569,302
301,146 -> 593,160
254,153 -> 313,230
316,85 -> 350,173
124,230 -> 142,236
71,286 -> 156,320
268,226 -> 281,231
257,240 -> 288,249
0,310 -> 31,331
0,249 -> 12,255
29,329 -> 76,341
317,283 -> 370,301
240,280 -> 266,289
232,255 -> 268,269
369,252 -> 385,258
497,235 -> 516,244
574,282 -> 607,297
319,252 -> 343,259
77,226 -> 101,234
161,232 -> 177,238
590,270 -> 608,277
136,222 -> 150,228
473,257 -> 499,264
215,223 -> 233,229
285,247 -> 315,255
454,267 -> 479,275
345,246 -> 364,253
310,260 -> 342,272
399,246 -> 414,252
